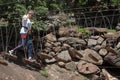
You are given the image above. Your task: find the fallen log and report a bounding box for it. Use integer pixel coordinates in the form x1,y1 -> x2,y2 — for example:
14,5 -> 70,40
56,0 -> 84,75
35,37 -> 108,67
0,52 -> 41,68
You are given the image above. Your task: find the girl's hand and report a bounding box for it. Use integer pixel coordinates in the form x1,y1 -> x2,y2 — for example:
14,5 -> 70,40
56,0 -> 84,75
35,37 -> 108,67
31,22 -> 35,25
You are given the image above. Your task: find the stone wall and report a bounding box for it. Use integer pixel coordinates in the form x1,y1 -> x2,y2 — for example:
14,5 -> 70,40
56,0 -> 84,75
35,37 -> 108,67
35,26 -> 120,80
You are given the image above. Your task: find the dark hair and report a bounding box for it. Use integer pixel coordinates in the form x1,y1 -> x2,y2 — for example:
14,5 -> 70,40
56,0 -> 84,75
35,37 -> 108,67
28,10 -> 34,15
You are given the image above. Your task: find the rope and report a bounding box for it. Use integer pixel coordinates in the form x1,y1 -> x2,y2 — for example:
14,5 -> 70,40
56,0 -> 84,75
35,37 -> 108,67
76,13 -> 120,20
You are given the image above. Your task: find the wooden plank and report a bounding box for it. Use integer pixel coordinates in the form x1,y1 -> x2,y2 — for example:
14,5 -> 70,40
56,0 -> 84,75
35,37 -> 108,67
0,52 -> 17,60
0,52 -> 41,68
0,60 -> 8,66
22,58 -> 41,68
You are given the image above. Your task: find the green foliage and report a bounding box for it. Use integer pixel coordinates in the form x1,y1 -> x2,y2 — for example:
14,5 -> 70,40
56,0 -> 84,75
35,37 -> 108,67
32,21 -> 47,31
50,3 -> 60,10
80,0 -> 88,6
111,0 -> 120,6
34,6 -> 49,17
0,0 -> 120,32
40,0 -> 47,7
62,20 -> 75,26
14,4 -> 26,17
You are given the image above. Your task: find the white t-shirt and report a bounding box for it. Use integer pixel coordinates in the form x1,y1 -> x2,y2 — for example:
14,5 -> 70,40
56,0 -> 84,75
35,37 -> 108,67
20,15 -> 32,34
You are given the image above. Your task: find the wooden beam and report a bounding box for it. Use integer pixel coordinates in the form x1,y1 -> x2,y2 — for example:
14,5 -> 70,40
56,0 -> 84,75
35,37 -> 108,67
0,52 -> 17,60
0,60 -> 8,66
0,52 -> 41,68
22,58 -> 42,68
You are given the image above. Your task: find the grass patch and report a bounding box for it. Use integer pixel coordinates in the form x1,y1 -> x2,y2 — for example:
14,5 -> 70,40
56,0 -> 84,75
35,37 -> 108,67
78,74 -> 89,80
78,27 -> 90,35
78,27 -> 116,34
0,22 -> 8,27
39,68 -> 49,77
108,29 -> 116,32
0,24 -> 8,27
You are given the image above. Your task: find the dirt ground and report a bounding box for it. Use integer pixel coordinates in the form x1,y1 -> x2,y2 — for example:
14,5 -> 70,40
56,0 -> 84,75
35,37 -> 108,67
0,61 -> 48,80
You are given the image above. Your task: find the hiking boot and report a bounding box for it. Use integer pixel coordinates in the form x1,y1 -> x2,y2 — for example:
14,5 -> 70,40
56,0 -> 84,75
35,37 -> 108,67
28,57 -> 32,60
28,57 -> 36,62
9,50 -> 14,55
